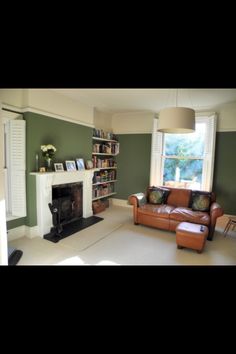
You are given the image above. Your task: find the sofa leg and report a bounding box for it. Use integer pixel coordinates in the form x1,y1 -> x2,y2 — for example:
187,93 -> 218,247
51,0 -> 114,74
177,245 -> 183,249
134,222 -> 139,225
207,228 -> 214,241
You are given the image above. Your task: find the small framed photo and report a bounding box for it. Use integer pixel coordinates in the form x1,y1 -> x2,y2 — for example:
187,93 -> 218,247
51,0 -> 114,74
85,160 -> 94,169
54,163 -> 64,172
65,160 -> 76,171
76,158 -> 85,171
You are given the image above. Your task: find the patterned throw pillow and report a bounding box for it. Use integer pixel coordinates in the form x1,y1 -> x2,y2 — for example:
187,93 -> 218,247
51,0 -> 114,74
191,191 -> 211,212
148,187 -> 169,205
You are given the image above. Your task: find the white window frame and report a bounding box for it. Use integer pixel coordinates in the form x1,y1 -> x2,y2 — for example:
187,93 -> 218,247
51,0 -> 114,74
150,113 -> 217,192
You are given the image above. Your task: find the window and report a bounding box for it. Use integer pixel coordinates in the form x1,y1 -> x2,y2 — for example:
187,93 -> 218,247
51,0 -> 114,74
150,114 -> 217,191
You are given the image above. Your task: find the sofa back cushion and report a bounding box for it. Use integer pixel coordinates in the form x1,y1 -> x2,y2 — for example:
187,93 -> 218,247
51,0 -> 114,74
165,187 -> 192,207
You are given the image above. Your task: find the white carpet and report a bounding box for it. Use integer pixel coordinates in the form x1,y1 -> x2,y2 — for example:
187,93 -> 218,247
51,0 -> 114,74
73,221 -> 236,265
59,219 -> 123,251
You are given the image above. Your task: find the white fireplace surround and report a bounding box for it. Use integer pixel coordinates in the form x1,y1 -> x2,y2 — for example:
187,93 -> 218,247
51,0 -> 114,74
31,170 -> 97,237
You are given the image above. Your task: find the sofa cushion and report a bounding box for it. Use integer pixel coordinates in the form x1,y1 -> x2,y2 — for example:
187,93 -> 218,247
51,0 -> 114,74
166,187 -> 192,208
169,207 -> 210,225
139,204 -> 175,219
147,186 -> 170,204
191,191 -> 211,212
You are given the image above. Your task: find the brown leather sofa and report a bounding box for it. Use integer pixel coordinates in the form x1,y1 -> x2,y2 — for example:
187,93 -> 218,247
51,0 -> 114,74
128,187 -> 224,241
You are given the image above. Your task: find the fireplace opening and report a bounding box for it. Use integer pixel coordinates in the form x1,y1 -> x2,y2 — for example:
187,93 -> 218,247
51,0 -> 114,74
52,182 -> 83,225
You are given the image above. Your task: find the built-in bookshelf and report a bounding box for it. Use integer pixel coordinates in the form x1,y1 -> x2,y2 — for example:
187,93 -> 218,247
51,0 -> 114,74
92,129 -> 119,202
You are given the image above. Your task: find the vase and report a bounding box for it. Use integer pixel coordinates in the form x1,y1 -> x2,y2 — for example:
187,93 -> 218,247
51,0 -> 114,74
45,158 -> 53,172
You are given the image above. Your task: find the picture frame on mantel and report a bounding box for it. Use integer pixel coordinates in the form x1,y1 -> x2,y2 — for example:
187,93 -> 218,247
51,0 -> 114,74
54,163 -> 64,172
76,158 -> 85,171
85,160 -> 93,169
65,160 -> 76,171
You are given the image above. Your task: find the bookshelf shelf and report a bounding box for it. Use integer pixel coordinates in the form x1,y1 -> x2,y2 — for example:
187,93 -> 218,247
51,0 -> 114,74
92,137 -> 118,143
92,179 -> 117,186
92,192 -> 117,201
99,167 -> 117,170
92,153 -> 117,156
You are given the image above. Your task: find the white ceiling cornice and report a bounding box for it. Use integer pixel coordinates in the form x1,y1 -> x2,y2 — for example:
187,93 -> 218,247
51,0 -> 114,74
2,104 -> 94,128
50,89 -> 236,114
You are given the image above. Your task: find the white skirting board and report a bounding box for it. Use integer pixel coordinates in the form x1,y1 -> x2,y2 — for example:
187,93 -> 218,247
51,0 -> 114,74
7,225 -> 39,241
7,225 -> 26,241
25,226 -> 39,239
110,198 -> 132,208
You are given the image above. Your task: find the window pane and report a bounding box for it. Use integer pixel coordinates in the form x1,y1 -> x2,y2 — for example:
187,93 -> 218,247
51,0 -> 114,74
164,123 -> 206,157
163,158 -> 203,189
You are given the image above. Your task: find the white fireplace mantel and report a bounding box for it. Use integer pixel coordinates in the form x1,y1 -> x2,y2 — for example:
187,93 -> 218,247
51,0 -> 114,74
30,170 -> 98,237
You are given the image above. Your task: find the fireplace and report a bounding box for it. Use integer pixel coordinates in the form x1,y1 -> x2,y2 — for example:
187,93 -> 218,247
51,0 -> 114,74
31,170 -> 97,237
52,182 -> 83,225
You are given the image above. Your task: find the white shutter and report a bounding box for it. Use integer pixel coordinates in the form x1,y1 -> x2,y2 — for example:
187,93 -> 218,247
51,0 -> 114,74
201,114 -> 217,191
11,171 -> 26,216
9,120 -> 26,170
150,118 -> 163,186
0,102 -> 8,264
8,119 -> 26,217
4,168 -> 9,214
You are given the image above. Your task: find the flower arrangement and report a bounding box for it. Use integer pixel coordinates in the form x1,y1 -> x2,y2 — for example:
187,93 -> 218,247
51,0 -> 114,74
41,144 -> 57,160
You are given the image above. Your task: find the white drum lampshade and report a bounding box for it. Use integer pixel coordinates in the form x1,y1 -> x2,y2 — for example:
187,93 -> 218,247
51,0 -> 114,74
158,107 -> 195,133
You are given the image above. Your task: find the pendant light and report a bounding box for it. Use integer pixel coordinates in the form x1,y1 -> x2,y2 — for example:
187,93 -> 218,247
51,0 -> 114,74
157,89 -> 195,133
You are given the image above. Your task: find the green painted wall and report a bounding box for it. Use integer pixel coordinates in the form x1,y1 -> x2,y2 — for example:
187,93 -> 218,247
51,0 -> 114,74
213,132 -> 236,214
115,134 -> 151,200
7,217 -> 26,231
24,112 -> 93,227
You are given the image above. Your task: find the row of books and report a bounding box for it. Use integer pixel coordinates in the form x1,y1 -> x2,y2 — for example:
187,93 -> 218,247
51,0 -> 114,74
93,170 -> 116,183
92,142 -> 119,155
93,129 -> 118,141
92,156 -> 117,168
92,183 -> 114,198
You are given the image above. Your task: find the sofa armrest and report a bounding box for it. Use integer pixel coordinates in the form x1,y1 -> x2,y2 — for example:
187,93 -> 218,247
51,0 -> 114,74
128,193 -> 146,224
210,202 -> 224,219
208,202 -> 224,240
128,193 -> 147,207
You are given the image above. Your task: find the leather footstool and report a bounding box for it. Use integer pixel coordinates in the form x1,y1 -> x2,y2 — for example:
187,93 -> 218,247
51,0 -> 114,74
176,222 -> 208,253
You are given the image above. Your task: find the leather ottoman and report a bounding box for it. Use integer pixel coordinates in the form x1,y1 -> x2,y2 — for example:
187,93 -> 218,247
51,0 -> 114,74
176,222 -> 208,253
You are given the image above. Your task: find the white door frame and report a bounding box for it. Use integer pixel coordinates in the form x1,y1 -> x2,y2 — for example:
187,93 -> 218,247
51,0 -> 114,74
0,102 -> 8,265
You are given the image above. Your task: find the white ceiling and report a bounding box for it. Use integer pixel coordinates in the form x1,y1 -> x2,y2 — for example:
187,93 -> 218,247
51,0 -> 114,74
51,89 -> 236,114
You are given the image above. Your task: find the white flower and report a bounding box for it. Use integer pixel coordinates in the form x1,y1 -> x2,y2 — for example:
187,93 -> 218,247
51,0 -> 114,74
41,144 -> 56,152
41,144 -> 56,158
47,144 -> 56,152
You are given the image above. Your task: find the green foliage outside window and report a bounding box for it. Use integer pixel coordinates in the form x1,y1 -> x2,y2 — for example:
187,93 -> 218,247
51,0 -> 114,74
163,123 -> 205,185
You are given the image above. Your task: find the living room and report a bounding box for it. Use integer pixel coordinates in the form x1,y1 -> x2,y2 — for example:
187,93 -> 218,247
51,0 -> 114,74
0,88 -> 236,265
